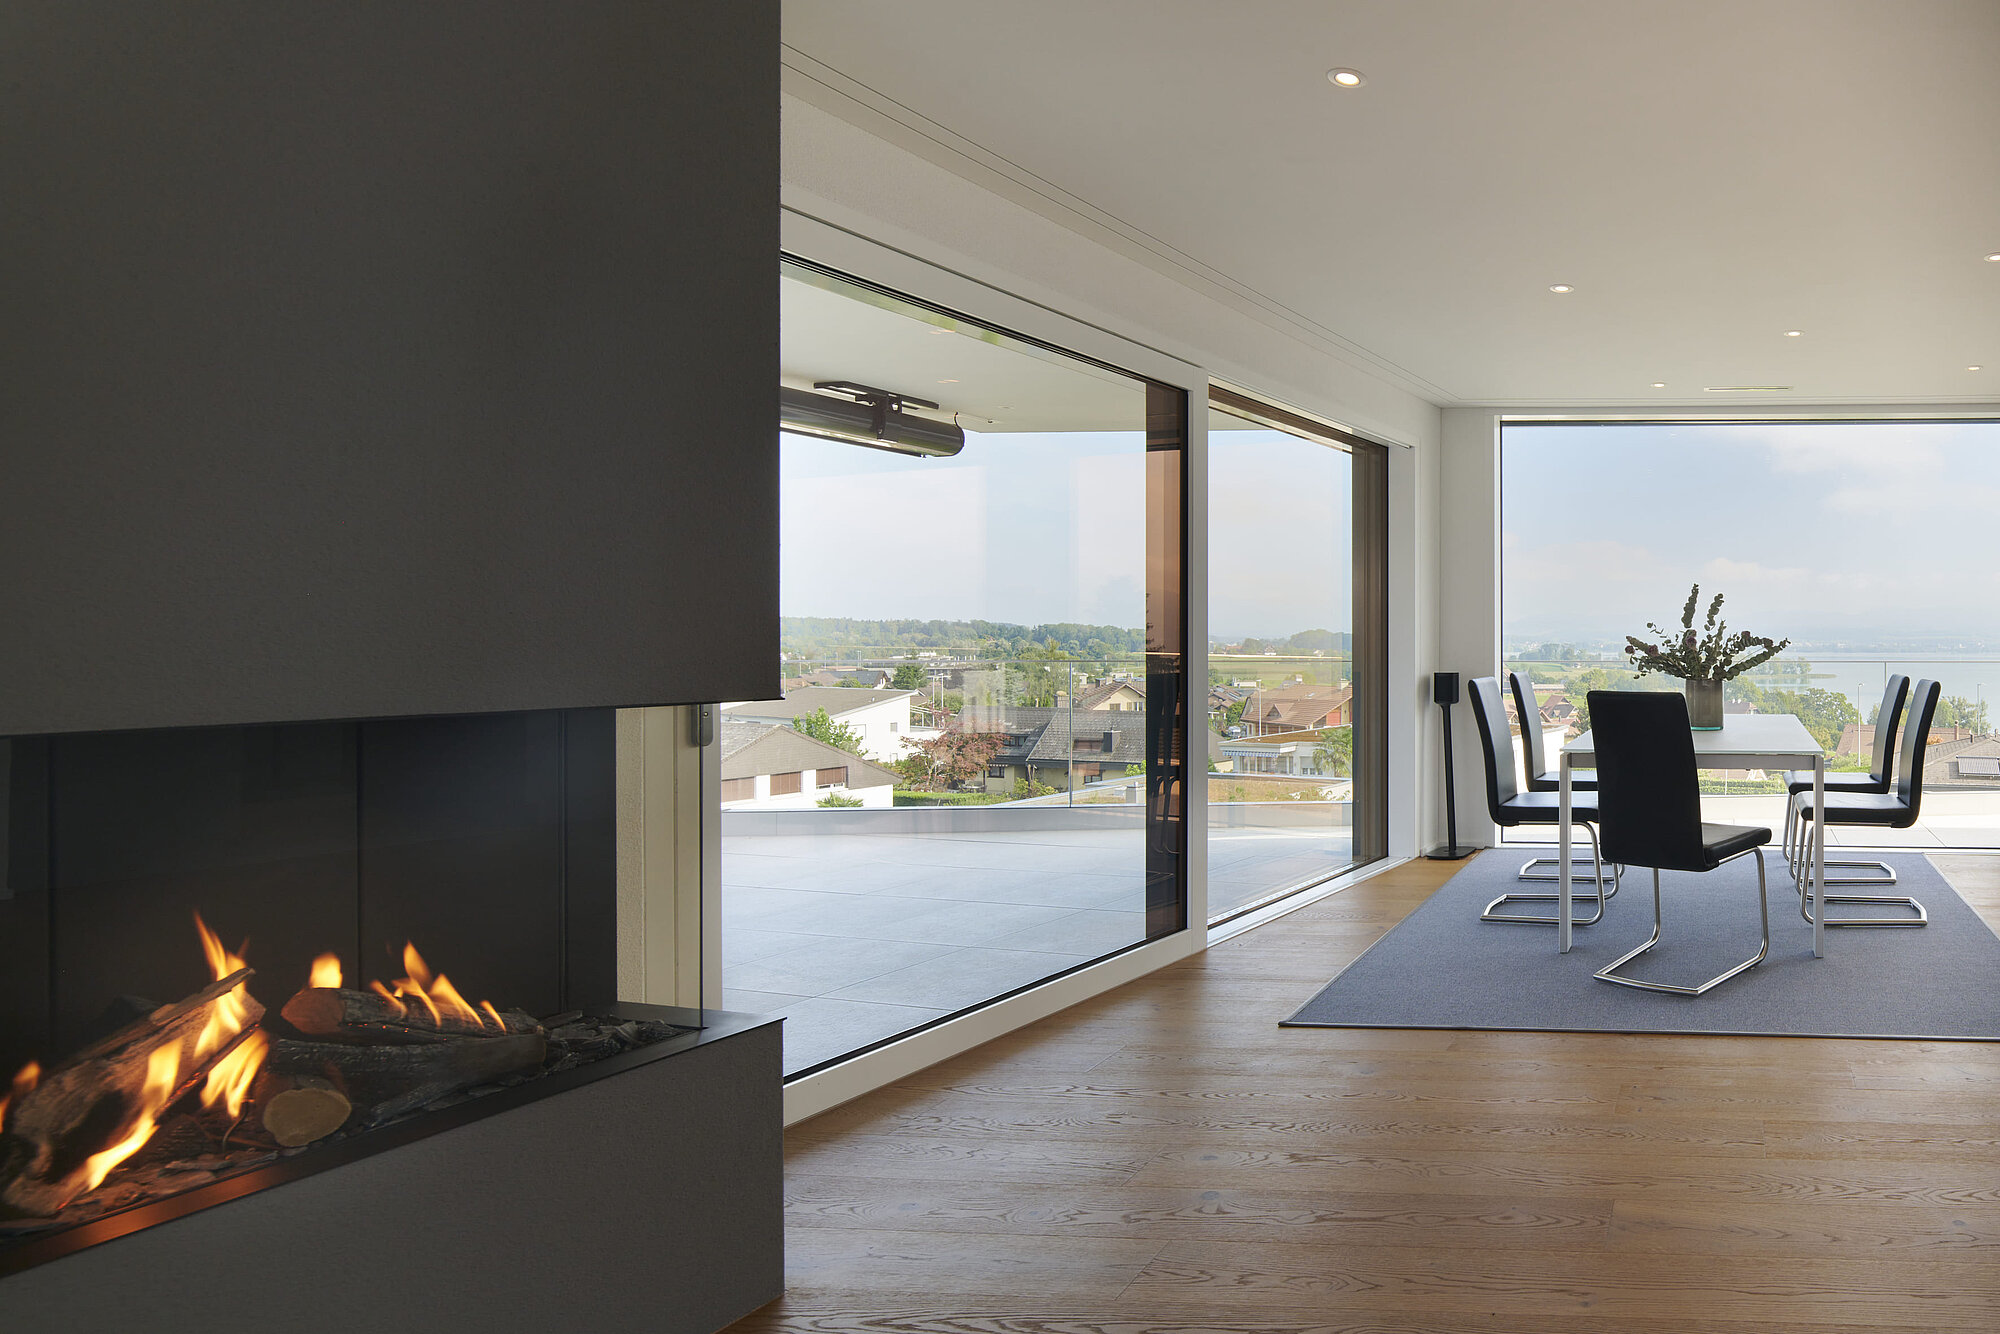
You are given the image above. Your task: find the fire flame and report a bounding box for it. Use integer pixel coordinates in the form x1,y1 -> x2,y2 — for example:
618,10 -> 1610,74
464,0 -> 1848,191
193,913 -> 258,1067
368,978 -> 409,1017
80,1045 -> 181,1194
309,953 -> 343,990
73,914 -> 271,1196
202,1029 -> 269,1120
385,943 -> 506,1033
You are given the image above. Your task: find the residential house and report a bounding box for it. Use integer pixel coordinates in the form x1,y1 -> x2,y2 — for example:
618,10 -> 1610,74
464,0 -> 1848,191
1238,681 -> 1352,735
1217,726 -> 1349,777
723,686 -> 918,763
1067,677 -> 1145,711
719,719 -> 898,809
962,705 -> 1150,793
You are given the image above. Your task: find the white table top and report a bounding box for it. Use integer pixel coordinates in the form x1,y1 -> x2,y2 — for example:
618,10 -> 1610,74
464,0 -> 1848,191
1562,712 -> 1823,765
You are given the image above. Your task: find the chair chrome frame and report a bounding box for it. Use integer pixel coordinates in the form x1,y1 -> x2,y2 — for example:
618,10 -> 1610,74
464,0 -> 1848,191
1595,849 -> 1771,996
1517,852 -> 1610,881
1483,823 -> 1620,926
1780,793 -> 1898,887
1782,796 -> 1927,928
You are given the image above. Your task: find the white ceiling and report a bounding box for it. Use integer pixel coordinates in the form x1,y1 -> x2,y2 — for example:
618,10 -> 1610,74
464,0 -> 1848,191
783,0 -> 2000,407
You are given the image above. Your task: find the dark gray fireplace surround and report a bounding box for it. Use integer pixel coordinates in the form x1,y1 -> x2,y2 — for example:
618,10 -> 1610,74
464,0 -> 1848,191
1,1 -> 786,1328
0,1009 -> 782,1334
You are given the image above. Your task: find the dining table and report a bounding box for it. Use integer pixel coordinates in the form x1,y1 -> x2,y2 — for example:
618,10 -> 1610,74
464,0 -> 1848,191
1556,712 -> 1828,956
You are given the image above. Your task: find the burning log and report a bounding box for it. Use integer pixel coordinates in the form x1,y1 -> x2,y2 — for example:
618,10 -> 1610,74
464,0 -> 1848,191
268,1032 -> 545,1125
0,968 -> 264,1219
280,987 -> 540,1044
254,1073 -> 352,1147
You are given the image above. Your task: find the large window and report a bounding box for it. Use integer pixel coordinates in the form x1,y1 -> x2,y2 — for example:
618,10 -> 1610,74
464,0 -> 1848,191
720,259 -> 1187,1077
1206,389 -> 1388,921
1503,420 -> 2000,849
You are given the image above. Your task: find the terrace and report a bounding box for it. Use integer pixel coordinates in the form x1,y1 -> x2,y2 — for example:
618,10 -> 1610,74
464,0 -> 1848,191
723,802 -> 1351,1074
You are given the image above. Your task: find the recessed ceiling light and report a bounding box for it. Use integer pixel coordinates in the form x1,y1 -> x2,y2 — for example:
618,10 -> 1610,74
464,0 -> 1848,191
1784,330 -> 1803,337
1652,382 -> 1667,388
937,378 -> 959,383
1704,385 -> 1794,392
1548,284 -> 1574,294
1986,252 -> 2000,262
1326,68 -> 1365,87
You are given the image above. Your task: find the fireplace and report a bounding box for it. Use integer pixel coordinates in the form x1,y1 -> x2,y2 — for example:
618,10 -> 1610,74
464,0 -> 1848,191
0,713 -> 781,1331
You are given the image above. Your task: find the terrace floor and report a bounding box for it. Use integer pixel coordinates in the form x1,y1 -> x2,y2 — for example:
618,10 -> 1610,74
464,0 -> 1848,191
723,820 -> 1354,1074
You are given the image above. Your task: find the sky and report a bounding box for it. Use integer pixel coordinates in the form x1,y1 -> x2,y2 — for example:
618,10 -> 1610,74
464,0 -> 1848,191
780,428 -> 1147,632
780,424 -> 1354,642
1502,421 -> 2000,648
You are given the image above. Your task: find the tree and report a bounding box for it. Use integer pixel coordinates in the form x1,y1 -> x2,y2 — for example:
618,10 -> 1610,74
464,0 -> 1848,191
1564,667 -> 1648,732
891,663 -> 927,691
1936,695 -> 1991,735
899,730 -> 1003,791
1012,638 -> 1077,707
816,790 -> 863,807
791,707 -> 864,755
1312,725 -> 1352,777
1730,682 -> 1859,752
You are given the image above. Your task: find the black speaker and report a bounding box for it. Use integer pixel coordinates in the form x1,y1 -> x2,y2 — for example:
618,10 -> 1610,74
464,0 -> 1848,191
1426,670 -> 1476,860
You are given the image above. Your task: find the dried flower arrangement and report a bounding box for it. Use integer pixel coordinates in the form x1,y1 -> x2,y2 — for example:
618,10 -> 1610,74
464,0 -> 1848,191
1623,584 -> 1789,683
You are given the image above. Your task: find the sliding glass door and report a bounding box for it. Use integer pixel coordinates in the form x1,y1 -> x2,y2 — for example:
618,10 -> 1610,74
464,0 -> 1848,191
720,258 -> 1187,1077
1205,388 -> 1387,922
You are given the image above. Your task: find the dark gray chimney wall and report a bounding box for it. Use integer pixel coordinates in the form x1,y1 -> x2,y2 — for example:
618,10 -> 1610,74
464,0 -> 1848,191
0,1 -> 780,735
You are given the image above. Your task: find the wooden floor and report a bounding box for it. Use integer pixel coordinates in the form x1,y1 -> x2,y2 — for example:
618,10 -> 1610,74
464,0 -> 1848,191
728,853 -> 2000,1334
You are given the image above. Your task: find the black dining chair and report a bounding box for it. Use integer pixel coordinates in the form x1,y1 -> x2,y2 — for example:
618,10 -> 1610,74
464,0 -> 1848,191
1467,676 -> 1617,925
1780,674 -> 1907,888
1791,677 -> 1939,929
1508,670 -> 1605,885
1586,690 -> 1772,996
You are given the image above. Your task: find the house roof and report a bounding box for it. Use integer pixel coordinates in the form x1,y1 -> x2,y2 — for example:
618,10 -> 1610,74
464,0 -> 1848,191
1024,709 -> 1149,766
719,719 -> 898,787
1071,678 -> 1145,709
1244,683 -> 1352,730
955,705 -> 1150,767
726,686 -> 917,721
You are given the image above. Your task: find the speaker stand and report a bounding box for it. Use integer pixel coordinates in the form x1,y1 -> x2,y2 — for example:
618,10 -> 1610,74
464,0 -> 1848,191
1426,695 -> 1479,860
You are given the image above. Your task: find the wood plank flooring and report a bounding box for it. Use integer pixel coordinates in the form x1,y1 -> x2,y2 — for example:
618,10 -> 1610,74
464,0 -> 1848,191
727,853 -> 2000,1333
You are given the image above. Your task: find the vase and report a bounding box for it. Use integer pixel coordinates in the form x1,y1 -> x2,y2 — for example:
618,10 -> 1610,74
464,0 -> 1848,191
1685,677 -> 1725,730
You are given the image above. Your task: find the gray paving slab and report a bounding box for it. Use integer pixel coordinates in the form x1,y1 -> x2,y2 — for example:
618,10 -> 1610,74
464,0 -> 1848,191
727,937 -> 957,995
863,869 -> 1145,910
826,945 -> 1095,1011
720,987 -> 806,1015
721,926 -> 834,967
977,908 -> 1148,956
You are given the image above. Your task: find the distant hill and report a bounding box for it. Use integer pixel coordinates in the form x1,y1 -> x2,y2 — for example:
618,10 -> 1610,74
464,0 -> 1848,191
782,617 -> 1146,657
1213,628 -> 1352,655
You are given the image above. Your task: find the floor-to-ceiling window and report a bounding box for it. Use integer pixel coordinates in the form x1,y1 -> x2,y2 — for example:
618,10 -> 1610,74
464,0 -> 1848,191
1206,388 -> 1387,922
1502,419 -> 2000,849
720,258 -> 1187,1077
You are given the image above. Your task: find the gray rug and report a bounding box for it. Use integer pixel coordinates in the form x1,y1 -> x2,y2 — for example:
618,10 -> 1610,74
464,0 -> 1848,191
1283,851 -> 2000,1040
